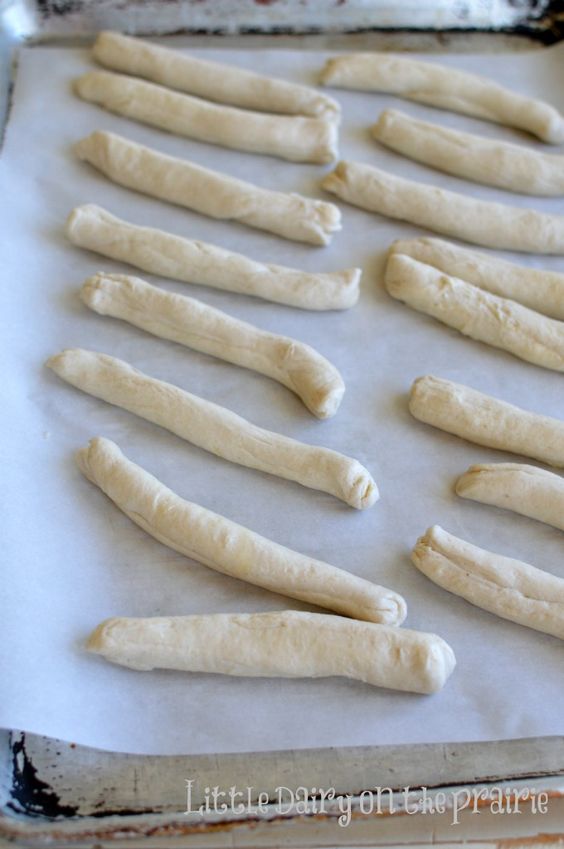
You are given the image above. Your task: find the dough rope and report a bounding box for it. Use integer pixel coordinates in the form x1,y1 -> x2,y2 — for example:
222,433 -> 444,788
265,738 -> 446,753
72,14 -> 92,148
74,70 -> 338,164
76,437 -> 405,624
320,53 -> 564,144
93,31 -> 340,119
372,109 -> 564,196
322,160 -> 564,254
74,131 -> 341,246
66,205 -> 359,310
87,610 -> 456,694
385,254 -> 564,373
456,463 -> 564,533
48,350 -> 375,508
80,275 -> 345,419
412,525 -> 564,640
390,237 -> 564,322
409,375 -> 564,469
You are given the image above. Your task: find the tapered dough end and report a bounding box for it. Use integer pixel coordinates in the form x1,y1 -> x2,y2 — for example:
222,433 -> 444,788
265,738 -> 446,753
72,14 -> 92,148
45,347 -> 95,386
407,374 -> 434,418
455,462 -> 555,500
455,465 -> 486,499
73,72 -> 101,101
321,161 -> 348,195
73,130 -> 108,163
75,435 -> 118,487
371,108 -> 396,140
411,525 -> 447,579
92,30 -> 116,58
87,618 -> 155,670
45,349 -> 73,378
64,206 -> 82,242
383,252 -> 414,299
86,618 -> 114,654
319,57 -> 342,86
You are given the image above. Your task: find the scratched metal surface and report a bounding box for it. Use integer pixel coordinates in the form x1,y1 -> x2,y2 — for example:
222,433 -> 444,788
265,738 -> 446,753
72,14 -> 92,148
1,1 -> 564,845
1,731 -> 564,846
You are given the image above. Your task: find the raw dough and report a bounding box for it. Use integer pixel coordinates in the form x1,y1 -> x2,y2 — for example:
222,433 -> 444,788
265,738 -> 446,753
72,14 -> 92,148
372,109 -> 564,196
456,463 -> 564,533
87,610 -> 456,694
80,275 -> 345,418
412,525 -> 564,640
74,131 -> 341,246
390,237 -> 564,322
322,161 -> 564,254
409,375 -> 564,469
77,437 -> 405,624
48,350 -> 374,508
320,53 -> 564,144
66,205 -> 359,310
385,254 -> 564,373
74,71 -> 338,164
93,31 -> 340,119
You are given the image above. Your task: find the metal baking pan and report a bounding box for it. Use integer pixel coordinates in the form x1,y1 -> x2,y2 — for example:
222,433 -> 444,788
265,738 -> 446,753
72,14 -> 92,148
1,2 -> 563,845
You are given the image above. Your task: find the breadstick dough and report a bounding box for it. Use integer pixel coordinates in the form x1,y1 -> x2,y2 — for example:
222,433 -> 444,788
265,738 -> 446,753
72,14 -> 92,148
456,463 -> 564,533
385,254 -> 564,373
80,275 -> 345,418
373,109 -> 564,196
390,237 -> 564,322
409,375 -> 564,469
74,131 -> 341,246
76,438 -> 405,624
87,610 -> 456,694
66,205 -> 359,311
320,53 -> 564,144
48,350 -> 374,507
412,525 -> 564,640
322,161 -> 564,254
93,31 -> 340,119
74,71 -> 339,164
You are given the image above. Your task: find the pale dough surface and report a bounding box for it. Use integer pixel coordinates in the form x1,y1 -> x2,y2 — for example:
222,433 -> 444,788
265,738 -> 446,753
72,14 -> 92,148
93,31 -> 340,119
409,375 -> 564,469
322,160 -> 564,254
373,109 -> 564,196
80,274 -> 345,419
75,70 -> 338,164
67,205 -> 359,310
48,351 -> 372,506
87,610 -> 455,694
456,463 -> 564,533
412,525 -> 564,640
320,53 -> 564,144
74,131 -> 341,246
390,237 -> 564,321
385,254 -> 564,373
76,438 -> 405,623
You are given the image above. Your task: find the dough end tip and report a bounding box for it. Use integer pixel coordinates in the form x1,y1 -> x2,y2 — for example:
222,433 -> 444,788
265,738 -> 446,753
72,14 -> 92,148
86,619 -> 113,654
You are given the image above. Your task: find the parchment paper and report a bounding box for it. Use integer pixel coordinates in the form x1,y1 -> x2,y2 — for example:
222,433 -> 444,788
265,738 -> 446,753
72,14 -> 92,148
1,41 -> 563,755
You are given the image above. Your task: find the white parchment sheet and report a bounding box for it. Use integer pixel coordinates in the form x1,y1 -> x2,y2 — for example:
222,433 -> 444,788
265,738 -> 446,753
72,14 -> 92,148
1,42 -> 563,755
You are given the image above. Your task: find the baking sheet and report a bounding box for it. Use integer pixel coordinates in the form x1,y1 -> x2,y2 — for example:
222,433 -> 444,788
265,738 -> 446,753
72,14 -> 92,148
1,41 -> 563,756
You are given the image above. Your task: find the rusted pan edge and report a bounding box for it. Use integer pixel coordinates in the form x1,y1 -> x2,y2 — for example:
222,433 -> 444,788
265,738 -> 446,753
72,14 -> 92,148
1,782 -> 564,846
0,731 -> 563,843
